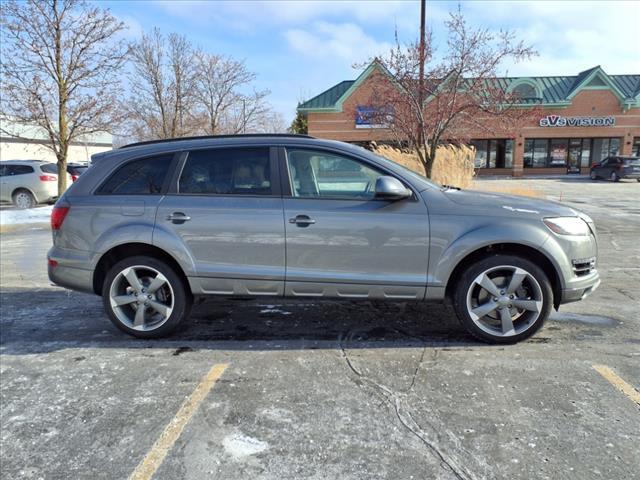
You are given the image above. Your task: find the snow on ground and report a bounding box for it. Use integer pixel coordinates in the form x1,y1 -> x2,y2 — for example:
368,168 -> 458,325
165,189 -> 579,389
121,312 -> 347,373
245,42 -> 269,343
0,206 -> 52,227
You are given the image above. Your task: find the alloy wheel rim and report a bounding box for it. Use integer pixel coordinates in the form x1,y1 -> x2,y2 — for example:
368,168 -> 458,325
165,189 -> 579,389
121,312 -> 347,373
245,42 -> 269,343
108,265 -> 174,331
15,193 -> 32,208
466,265 -> 543,338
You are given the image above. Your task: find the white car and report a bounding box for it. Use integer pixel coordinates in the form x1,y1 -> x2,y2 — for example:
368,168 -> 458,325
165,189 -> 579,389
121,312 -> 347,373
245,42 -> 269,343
0,160 -> 71,208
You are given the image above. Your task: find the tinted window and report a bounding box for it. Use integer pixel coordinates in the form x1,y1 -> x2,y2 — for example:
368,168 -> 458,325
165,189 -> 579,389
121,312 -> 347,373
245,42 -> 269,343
6,165 -> 35,175
68,166 -> 88,175
286,149 -> 382,199
179,148 -> 271,195
40,163 -> 59,174
99,154 -> 173,195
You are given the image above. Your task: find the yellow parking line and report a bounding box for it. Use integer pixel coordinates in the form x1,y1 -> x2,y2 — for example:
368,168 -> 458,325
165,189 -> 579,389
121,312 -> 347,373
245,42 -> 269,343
129,363 -> 229,480
593,364 -> 640,407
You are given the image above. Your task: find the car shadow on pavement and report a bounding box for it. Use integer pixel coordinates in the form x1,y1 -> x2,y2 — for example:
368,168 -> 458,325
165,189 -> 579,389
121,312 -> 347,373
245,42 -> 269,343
0,288 -> 492,355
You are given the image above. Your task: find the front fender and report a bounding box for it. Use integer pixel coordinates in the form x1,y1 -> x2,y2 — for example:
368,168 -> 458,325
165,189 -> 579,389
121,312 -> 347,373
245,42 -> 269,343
429,216 -> 562,289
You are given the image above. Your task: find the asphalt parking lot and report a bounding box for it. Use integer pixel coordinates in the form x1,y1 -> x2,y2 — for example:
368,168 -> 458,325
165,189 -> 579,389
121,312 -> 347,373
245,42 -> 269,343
1,177 -> 639,480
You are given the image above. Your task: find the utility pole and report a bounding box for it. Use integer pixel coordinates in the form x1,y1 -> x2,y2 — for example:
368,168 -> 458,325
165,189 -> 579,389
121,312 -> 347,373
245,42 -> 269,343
418,0 -> 426,148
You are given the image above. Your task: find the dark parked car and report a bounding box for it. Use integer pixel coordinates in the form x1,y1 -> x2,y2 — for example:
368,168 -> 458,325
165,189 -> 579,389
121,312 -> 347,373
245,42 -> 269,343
48,134 -> 600,344
66,163 -> 89,182
590,156 -> 640,182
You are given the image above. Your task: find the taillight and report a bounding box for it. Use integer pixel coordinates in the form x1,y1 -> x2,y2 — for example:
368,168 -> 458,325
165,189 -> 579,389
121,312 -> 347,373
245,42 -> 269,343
71,174 -> 79,182
39,175 -> 57,182
51,206 -> 70,230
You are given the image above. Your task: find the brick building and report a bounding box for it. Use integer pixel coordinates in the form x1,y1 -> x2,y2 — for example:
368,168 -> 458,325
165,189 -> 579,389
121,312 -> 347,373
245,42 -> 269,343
298,63 -> 640,177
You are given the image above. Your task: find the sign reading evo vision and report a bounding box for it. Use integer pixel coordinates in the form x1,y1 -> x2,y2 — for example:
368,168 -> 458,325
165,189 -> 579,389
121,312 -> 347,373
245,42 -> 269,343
539,115 -> 615,127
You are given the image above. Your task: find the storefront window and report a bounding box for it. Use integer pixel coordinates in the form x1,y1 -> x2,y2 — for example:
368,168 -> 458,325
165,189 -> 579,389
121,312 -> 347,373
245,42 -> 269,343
471,140 -> 488,168
470,139 -> 514,169
532,139 -> 548,167
488,140 -> 497,168
581,139 -> 592,167
504,140 -> 513,168
592,138 -> 621,162
609,138 -> 620,156
524,139 -> 534,167
549,139 -> 568,167
525,137 -> 621,168
633,137 -> 640,157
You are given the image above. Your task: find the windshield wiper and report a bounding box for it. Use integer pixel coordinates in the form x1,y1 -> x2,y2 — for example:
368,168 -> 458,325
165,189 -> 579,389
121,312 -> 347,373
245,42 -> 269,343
441,184 -> 461,191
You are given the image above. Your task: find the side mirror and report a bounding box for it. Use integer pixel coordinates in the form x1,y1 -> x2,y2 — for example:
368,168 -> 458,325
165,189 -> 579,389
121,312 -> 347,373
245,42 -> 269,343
374,176 -> 412,200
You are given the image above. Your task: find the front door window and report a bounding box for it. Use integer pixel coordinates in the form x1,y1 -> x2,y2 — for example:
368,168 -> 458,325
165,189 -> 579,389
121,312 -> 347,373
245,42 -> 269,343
286,149 -> 381,200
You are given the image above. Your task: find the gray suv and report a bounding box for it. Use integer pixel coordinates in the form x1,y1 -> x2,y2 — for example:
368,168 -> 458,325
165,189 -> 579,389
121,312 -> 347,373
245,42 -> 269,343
48,135 -> 600,343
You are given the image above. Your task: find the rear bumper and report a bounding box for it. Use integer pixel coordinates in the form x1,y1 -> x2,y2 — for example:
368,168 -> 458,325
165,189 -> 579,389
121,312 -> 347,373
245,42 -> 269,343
47,246 -> 95,294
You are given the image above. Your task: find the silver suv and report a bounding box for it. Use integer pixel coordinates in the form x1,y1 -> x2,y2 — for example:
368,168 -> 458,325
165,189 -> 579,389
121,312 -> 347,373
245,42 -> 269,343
48,135 -> 600,343
0,160 -> 65,208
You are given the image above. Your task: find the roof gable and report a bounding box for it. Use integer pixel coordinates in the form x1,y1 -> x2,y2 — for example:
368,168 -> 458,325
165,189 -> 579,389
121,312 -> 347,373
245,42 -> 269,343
298,65 -> 640,113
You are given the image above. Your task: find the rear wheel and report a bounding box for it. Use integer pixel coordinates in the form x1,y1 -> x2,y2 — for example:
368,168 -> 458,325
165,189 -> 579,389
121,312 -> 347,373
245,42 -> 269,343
610,171 -> 619,182
453,255 -> 553,344
102,255 -> 191,338
12,189 -> 36,209
590,170 -> 598,180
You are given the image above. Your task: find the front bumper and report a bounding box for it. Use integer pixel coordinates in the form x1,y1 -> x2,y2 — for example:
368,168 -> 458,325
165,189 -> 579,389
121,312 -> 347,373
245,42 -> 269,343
561,272 -> 601,304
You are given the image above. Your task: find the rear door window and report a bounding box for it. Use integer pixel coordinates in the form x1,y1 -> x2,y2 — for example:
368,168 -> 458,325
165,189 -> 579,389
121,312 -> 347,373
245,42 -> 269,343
98,154 -> 173,195
7,165 -> 35,175
179,148 -> 272,195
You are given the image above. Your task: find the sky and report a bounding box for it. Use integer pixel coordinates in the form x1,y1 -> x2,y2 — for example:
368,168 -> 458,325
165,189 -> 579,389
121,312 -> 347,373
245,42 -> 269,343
102,0 -> 640,123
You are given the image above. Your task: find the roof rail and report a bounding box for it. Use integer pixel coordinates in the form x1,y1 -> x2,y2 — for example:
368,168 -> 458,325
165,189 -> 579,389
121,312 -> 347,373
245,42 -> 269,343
120,133 -> 314,149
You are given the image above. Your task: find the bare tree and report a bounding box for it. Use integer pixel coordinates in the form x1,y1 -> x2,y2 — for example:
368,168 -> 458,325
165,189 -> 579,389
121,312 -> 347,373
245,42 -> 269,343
193,52 -> 271,135
128,29 -> 197,139
363,8 -> 538,178
1,0 -> 128,194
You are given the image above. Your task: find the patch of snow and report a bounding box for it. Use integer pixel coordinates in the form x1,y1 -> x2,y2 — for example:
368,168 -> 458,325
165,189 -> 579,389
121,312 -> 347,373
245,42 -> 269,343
0,206 -> 52,226
222,432 -> 268,459
260,308 -> 291,315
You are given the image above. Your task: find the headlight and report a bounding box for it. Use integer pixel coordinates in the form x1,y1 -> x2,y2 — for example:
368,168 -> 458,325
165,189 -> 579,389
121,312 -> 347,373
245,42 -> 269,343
543,217 -> 590,236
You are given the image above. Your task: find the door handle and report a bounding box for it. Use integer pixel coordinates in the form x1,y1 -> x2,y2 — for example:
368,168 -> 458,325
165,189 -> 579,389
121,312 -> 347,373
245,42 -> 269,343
289,215 -> 316,227
166,212 -> 191,223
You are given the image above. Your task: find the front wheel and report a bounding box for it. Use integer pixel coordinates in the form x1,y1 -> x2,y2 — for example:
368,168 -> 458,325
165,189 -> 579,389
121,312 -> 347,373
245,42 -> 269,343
102,255 -> 191,338
590,170 -> 598,181
452,255 -> 553,344
610,171 -> 619,182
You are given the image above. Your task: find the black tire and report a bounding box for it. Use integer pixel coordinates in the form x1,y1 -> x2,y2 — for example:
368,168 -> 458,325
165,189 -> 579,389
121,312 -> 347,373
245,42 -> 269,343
452,254 -> 553,344
610,171 -> 619,182
102,255 -> 191,339
12,189 -> 36,209
636,178 -> 640,183
589,170 -> 598,181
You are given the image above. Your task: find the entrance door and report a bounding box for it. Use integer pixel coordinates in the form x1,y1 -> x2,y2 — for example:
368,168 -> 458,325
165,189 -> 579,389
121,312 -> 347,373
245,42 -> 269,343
567,139 -> 582,174
281,147 -> 429,300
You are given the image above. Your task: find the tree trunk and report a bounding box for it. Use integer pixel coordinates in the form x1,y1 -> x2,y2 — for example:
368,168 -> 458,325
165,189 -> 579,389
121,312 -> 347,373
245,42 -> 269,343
54,0 -> 68,195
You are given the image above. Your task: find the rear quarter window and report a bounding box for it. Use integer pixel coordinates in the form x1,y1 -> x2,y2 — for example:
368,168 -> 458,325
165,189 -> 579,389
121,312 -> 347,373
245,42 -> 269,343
40,163 -> 59,174
98,154 -> 173,195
